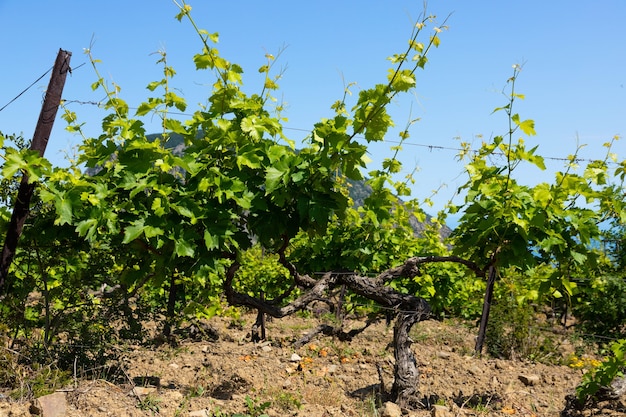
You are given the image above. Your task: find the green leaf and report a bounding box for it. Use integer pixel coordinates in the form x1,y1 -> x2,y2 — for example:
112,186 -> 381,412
146,80 -> 165,92
122,220 -> 146,244
532,184 -> 552,206
76,218 -> 98,240
55,196 -> 73,225
194,52 -> 215,70
512,113 -> 536,136
570,251 -> 587,265
1,149 -> 27,178
135,100 -> 159,116
388,69 -> 416,92
165,91 -> 187,112
175,238 -> 195,257
163,118 -> 186,135
265,166 -> 285,193
240,116 -> 262,140
143,225 -> 164,238
237,150 -> 263,169
204,230 -> 220,250
562,278 -> 578,295
382,158 -> 402,174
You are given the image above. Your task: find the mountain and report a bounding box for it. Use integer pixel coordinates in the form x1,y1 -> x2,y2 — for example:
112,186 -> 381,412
346,178 -> 452,239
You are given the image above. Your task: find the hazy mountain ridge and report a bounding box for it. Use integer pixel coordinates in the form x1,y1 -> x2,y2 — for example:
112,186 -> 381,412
346,178 -> 452,239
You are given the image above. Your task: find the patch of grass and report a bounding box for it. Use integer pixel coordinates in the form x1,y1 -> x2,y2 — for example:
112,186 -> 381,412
265,389 -> 302,411
486,299 -> 561,363
359,392 -> 382,416
137,393 -> 161,414
242,395 -> 271,416
301,383 -> 344,408
157,344 -> 189,360
0,344 -> 72,401
173,385 -> 206,417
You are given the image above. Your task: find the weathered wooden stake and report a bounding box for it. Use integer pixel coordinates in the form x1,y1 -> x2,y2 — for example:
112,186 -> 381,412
259,290 -> 266,340
0,49 -> 72,296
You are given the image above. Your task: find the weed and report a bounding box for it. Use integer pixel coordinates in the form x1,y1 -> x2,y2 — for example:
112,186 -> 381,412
576,339 -> 626,404
228,318 -> 246,331
204,395 -> 271,417
137,393 -> 161,414
0,349 -> 72,401
360,392 -> 381,416
486,299 -> 560,362
266,389 -> 302,411
174,384 -> 208,416
242,395 -> 271,416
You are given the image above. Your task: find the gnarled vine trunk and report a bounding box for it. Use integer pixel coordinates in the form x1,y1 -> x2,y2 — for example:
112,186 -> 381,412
224,256 -> 433,406
391,310 -> 424,407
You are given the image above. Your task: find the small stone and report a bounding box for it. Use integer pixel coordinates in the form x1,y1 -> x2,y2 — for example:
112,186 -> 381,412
261,345 -> 272,353
437,351 -> 451,359
32,392 -> 67,417
431,404 -> 453,417
467,366 -> 482,376
169,362 -> 179,369
379,401 -> 402,417
282,378 -> 292,388
131,386 -> 157,397
165,390 -> 184,402
327,364 -> 338,374
189,410 -> 211,417
290,353 -> 302,362
519,374 -> 541,386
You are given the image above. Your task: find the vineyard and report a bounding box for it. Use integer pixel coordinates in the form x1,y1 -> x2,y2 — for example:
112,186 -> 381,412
1,2 -> 626,416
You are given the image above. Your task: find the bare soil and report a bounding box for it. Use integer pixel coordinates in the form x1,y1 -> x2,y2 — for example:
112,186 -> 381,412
0,312 -> 601,416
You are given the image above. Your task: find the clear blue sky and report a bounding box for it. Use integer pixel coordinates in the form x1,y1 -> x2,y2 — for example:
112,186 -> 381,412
1,1 -> 625,219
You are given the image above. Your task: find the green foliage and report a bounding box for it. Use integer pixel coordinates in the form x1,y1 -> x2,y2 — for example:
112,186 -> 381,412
486,295 -> 559,363
602,220 -> 626,270
269,390 -> 302,411
572,274 -> 626,339
448,66 -> 625,360
2,1 -> 626,401
206,395 -> 271,417
137,393 -> 161,413
416,265 -> 485,320
240,395 -> 271,417
451,66 -> 608,283
233,245 -> 294,300
23,1 -> 448,343
0,330 -> 72,400
577,339 -> 626,404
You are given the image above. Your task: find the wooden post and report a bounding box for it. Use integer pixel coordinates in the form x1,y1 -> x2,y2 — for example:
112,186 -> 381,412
0,49 -> 72,296
259,291 -> 266,340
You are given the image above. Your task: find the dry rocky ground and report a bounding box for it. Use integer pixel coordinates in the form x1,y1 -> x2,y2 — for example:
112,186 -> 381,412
0,312 -> 623,417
